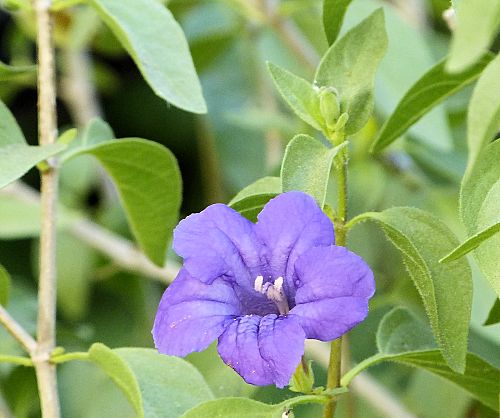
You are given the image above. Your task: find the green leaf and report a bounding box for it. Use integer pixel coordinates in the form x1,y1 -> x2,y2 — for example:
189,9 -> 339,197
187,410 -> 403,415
371,54 -> 493,153
229,176 -> 281,206
342,308 -> 500,411
0,100 -> 66,188
0,60 -> 35,82
0,143 -> 67,189
440,223 -> 500,263
352,208 -> 472,372
181,395 -> 329,418
375,306 -> 436,354
281,134 -> 346,208
90,344 -> 214,418
460,140 -> 500,296
229,177 -> 280,222
446,0 -> 500,73
484,299 -> 500,326
315,9 -> 388,135
61,117 -> 114,161
267,63 -> 323,131
181,398 -> 282,418
0,191 -> 74,239
87,0 -> 206,113
466,54 -> 500,170
0,264 -> 11,306
0,99 -> 28,145
322,0 -> 352,45
65,138 -> 182,266
230,194 -> 277,223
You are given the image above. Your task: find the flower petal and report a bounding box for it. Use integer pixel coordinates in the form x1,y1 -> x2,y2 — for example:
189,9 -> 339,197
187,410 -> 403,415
290,297 -> 370,341
173,204 -> 263,285
217,314 -> 305,388
153,269 -> 241,356
290,245 -> 375,340
255,192 -> 334,299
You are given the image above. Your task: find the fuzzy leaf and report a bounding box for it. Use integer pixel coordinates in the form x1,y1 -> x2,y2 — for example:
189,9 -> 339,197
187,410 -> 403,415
342,308 -> 500,411
315,9 -> 388,134
87,0 -> 206,113
267,63 -> 323,131
354,208 -> 472,372
460,140 -> 500,296
281,135 -> 346,208
466,54 -> 500,170
90,344 -> 213,418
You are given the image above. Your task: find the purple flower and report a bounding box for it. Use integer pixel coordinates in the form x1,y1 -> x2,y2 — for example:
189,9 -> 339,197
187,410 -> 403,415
153,192 -> 374,388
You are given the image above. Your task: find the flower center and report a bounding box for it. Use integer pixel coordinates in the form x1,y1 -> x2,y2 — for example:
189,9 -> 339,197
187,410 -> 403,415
254,275 -> 290,315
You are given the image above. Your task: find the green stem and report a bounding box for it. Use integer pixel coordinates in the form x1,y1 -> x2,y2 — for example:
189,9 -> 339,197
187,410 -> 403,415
323,140 -> 349,418
51,351 -> 90,364
0,354 -> 33,367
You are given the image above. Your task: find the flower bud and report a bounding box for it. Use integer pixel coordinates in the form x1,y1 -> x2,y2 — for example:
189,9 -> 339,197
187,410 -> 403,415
319,87 -> 340,131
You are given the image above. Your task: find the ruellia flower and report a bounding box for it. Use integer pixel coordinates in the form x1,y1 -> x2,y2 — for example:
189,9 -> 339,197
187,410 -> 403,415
153,191 -> 375,388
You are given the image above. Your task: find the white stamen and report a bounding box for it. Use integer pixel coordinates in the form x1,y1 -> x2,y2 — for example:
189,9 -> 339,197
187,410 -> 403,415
253,275 -> 290,315
254,275 -> 264,293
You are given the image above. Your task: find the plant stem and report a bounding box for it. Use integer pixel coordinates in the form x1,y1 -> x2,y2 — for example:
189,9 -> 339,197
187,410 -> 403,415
0,305 -> 37,354
34,0 -> 61,416
0,355 -> 34,367
323,145 -> 348,418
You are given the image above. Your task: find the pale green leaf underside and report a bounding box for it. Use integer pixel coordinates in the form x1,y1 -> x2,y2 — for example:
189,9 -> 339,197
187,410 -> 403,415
466,54 -> 500,171
0,99 -> 28,146
90,345 -> 214,418
371,54 -> 492,153
354,208 -> 472,372
87,0 -> 206,113
315,8 -> 388,134
281,134 -> 345,208
447,0 -> 500,73
181,398 -> 282,418
181,395 -> 329,418
89,343 -> 143,417
66,138 -> 182,266
342,308 -> 500,411
322,0 -> 353,45
0,143 -> 67,189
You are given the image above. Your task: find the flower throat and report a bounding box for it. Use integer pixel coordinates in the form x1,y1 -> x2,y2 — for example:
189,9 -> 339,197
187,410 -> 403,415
254,276 -> 290,315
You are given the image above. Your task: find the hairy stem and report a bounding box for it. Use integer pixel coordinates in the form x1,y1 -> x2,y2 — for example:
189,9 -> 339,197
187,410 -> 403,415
34,0 -> 61,416
323,146 -> 348,418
